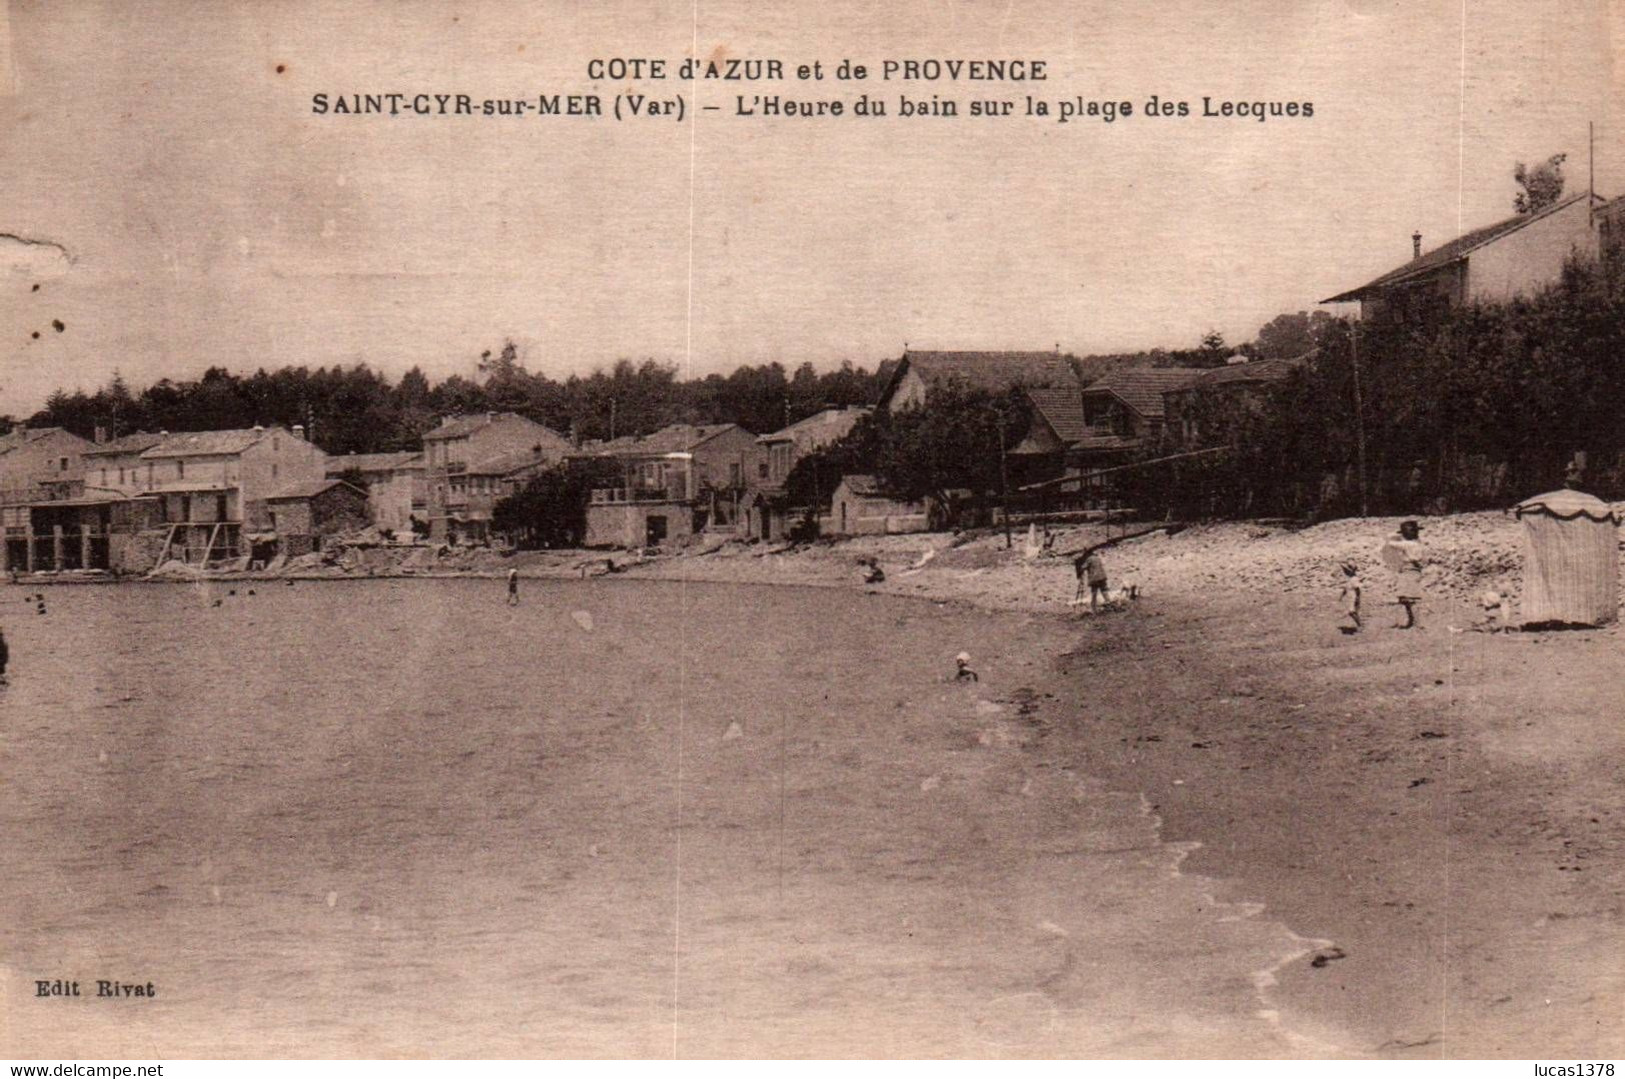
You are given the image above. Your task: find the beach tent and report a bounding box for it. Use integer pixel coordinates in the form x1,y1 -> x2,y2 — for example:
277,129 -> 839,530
1512,489 -> 1620,628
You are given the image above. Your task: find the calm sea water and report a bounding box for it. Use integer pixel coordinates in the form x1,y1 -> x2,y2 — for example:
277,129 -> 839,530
0,579 -> 1330,1057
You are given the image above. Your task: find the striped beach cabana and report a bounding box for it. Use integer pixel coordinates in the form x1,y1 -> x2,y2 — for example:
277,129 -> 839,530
1512,489 -> 1620,628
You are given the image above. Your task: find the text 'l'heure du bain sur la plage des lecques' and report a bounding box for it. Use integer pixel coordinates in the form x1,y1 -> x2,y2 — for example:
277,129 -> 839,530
308,55 -> 1314,125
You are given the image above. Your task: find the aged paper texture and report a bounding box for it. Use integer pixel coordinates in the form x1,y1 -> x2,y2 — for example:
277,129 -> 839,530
2,0 -> 1622,1061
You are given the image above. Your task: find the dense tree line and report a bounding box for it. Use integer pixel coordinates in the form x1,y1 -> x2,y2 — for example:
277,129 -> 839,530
11,348 -> 893,453
1131,253 -> 1625,519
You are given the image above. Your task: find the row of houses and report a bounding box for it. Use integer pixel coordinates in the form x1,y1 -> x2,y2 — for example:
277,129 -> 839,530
0,423 -> 370,573
0,410 -> 575,571
0,403 -> 868,568
8,191 -> 1619,565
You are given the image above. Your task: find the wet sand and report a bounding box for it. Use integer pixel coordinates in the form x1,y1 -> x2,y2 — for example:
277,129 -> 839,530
1039,589 -> 1625,1058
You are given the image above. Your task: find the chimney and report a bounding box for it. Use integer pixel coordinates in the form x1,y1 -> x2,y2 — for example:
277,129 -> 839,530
1412,232 -> 1422,259
487,411 -> 498,424
292,424 -> 305,440
94,425 -> 108,444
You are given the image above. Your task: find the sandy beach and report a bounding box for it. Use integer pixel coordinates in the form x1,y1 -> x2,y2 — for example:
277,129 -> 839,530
614,513 -> 1624,1056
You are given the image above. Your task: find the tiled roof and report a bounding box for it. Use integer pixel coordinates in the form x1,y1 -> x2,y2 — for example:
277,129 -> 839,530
464,450 -> 555,476
0,426 -> 67,453
1183,354 -> 1311,389
1069,434 -> 1143,455
148,480 -> 236,494
326,451 -> 423,474
1082,367 -> 1205,419
1323,193 -> 1597,302
424,411 -> 563,441
759,407 -> 870,447
591,423 -> 739,457
423,413 -> 500,440
1024,387 -> 1088,443
142,428 -> 275,458
82,432 -> 166,457
884,350 -> 1078,404
838,473 -> 883,496
268,478 -> 356,500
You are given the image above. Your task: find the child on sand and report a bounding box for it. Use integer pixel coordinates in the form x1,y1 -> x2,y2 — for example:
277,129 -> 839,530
1072,548 -> 1109,612
1380,520 -> 1426,629
1338,562 -> 1362,634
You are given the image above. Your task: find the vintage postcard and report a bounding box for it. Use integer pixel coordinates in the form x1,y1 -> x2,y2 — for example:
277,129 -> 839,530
1,0 -> 1622,1063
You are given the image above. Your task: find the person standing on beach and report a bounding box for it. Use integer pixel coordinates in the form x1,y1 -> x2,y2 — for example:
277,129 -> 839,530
1338,562 -> 1363,634
506,568 -> 520,606
1380,520 -> 1426,629
1074,548 -> 1109,612
0,626 -> 9,684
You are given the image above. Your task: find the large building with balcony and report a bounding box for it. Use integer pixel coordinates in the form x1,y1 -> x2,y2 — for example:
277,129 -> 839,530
2,424 -> 327,572
576,423 -> 767,549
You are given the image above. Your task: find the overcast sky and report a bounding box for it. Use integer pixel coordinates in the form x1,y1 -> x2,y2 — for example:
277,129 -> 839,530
1,0 -> 1620,415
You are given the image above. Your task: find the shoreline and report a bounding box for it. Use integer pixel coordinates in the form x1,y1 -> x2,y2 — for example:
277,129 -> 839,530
16,505 -> 1611,621
10,515 -> 1622,1056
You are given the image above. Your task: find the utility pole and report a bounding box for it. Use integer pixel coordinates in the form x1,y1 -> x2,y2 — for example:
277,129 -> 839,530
1350,321 -> 1370,517
997,412 -> 1013,549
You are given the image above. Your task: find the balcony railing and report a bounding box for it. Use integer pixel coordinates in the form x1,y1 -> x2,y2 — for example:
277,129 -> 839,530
591,486 -> 685,505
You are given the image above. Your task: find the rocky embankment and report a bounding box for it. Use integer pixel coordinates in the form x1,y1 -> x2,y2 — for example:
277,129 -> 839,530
130,508 -> 1621,621
623,511 -> 1578,616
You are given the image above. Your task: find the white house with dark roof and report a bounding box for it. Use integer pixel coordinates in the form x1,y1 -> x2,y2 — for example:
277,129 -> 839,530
1323,193 -> 1608,322
81,432 -> 167,498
